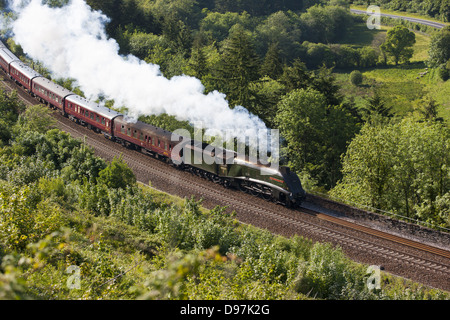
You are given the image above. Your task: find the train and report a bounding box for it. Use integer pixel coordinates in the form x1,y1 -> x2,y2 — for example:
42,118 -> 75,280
0,40 -> 306,207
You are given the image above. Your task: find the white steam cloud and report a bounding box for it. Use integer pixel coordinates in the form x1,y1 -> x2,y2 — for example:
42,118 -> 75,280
5,0 -> 269,144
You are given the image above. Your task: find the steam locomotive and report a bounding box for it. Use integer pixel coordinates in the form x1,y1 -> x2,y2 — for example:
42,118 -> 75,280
0,40 -> 306,207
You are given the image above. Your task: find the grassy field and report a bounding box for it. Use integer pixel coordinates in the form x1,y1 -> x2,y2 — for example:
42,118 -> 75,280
333,22 -> 450,123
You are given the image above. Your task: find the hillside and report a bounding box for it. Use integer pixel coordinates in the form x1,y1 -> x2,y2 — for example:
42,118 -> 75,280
0,0 -> 449,303
0,94 -> 448,301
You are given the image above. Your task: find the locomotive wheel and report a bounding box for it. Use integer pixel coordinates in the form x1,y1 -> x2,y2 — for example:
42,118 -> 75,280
261,192 -> 272,201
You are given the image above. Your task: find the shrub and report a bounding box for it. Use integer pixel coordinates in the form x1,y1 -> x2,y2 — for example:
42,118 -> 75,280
438,64 -> 449,81
350,70 -> 363,86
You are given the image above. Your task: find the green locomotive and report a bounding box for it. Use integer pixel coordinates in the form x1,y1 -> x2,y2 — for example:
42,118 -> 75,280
173,139 -> 306,207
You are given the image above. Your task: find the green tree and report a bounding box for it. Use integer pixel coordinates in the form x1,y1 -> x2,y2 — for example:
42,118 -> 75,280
332,45 -> 360,68
428,26 -> 450,67
300,5 -> 352,43
97,155 -> 136,189
274,87 -> 360,188
187,45 -> 209,80
417,96 -> 444,122
161,12 -> 193,54
217,24 -> 260,109
349,70 -> 363,86
254,11 -> 302,60
332,118 -> 450,226
16,104 -> 57,134
437,64 -> 450,81
309,66 -> 343,107
358,46 -> 379,68
260,42 -> 284,79
279,58 -> 311,92
331,124 -> 396,209
0,90 -> 25,145
199,11 -> 255,43
380,25 -> 416,65
363,91 -> 393,121
303,42 -> 335,69
248,76 -> 285,126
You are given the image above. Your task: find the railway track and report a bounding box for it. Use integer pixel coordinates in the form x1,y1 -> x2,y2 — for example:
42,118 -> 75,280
1,74 -> 449,292
311,209 -> 450,260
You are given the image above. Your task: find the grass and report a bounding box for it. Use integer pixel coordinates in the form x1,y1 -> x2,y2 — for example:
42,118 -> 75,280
335,22 -> 387,48
361,63 -> 450,121
333,22 -> 449,123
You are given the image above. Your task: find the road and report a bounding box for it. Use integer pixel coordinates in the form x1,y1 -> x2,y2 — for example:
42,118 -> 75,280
350,8 -> 447,29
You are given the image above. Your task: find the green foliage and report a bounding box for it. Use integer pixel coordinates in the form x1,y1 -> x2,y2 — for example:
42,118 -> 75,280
1,0 -> 449,301
260,42 -> 284,79
138,113 -> 194,136
295,243 -> 373,299
351,0 -> 450,22
428,26 -> 450,67
274,87 -> 360,188
300,4 -> 353,43
0,90 -> 25,146
332,118 -> 450,227
380,25 -> 416,65
363,90 -> 393,120
216,24 -> 261,108
349,70 -> 363,85
97,155 -> 136,189
437,64 -> 450,81
16,104 -> 57,134
199,10 -> 255,43
254,11 -> 303,60
0,184 -> 64,251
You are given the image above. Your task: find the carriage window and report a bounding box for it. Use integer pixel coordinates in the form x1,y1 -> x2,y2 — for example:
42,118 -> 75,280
102,117 -> 105,125
164,142 -> 167,151
158,140 -> 161,147
90,112 -> 94,120
121,125 -> 125,134
127,128 -> 131,136
140,132 -> 144,141
133,130 -> 137,138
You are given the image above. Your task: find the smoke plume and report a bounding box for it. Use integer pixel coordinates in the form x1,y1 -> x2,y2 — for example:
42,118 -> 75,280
5,0 -> 270,146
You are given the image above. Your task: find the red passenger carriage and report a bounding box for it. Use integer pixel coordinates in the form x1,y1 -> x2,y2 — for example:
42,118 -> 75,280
32,77 -> 74,112
65,94 -> 122,137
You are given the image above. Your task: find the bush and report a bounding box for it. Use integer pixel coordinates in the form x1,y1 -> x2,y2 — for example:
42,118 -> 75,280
438,64 -> 449,81
350,70 -> 363,86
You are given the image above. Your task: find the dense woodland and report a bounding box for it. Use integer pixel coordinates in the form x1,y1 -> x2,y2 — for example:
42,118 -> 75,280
0,0 -> 449,299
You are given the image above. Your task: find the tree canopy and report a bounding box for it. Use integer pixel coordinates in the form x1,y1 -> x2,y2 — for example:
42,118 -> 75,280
380,25 -> 416,65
